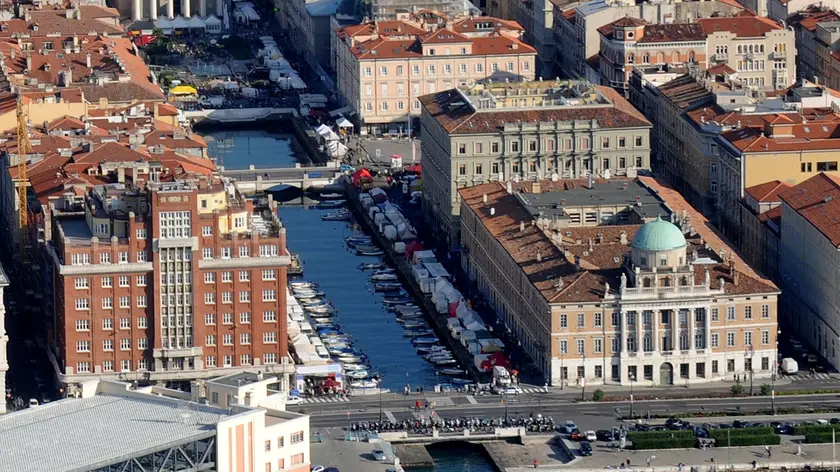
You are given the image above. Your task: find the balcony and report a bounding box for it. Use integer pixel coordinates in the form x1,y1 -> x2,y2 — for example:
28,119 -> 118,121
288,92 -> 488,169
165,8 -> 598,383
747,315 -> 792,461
714,53 -> 728,61
770,51 -> 786,59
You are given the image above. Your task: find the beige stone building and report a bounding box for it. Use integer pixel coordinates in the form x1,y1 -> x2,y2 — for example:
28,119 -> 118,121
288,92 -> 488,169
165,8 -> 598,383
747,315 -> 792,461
334,13 -> 537,135
739,181 -> 788,279
599,14 -> 795,92
778,173 -> 840,369
459,176 -> 779,387
485,0 -> 558,74
418,80 -> 652,249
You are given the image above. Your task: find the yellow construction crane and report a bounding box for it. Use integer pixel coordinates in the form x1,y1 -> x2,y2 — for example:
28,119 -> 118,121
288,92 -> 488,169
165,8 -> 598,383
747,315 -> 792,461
16,96 -> 30,246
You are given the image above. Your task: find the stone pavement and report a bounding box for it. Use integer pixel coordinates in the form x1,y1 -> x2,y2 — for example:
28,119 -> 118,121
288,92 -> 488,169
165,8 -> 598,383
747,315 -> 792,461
353,137 -> 422,168
484,436 -> 573,470
310,427 -> 395,472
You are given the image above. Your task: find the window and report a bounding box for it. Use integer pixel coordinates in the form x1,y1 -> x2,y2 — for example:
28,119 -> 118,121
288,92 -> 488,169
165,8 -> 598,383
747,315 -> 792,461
262,269 -> 276,280
223,334 -> 233,345
744,306 -> 752,320
119,296 -> 130,309
137,296 -> 147,308
396,65 -> 404,76
577,313 -> 585,328
427,64 -> 436,75
120,339 -> 131,351
491,62 -> 499,72
710,333 -> 719,348
138,338 -> 148,350
223,313 -> 233,324
263,290 -> 277,301
506,61 -> 514,71
711,308 -> 719,321
576,339 -> 585,354
222,292 -> 233,304
817,161 -> 838,171
103,318 -> 113,330
222,272 -> 232,283
223,355 -> 232,367
205,356 -> 217,368
444,64 -> 452,74
761,305 -> 770,319
264,352 -> 277,364
264,310 -> 277,322
458,143 -> 467,155
206,335 -> 216,346
221,248 -> 231,259
744,331 -> 753,346
594,313 -> 602,328
202,226 -> 213,236
727,306 -> 735,321
121,360 -> 131,372
205,314 -> 216,325
240,292 -> 251,303
117,276 -> 129,288
205,273 -> 215,283
560,314 -> 567,328
240,312 -> 251,323
476,63 -> 483,73
240,333 -> 251,345
611,337 -> 619,353
364,67 -> 371,77
291,431 -> 304,444
75,319 -> 90,331
240,354 -> 251,365
100,253 -> 111,264
205,293 -> 215,304
594,338 -> 603,353
559,340 -> 568,355
203,248 -> 213,259
379,66 -> 388,76
137,275 -> 146,286
120,317 -> 131,329
103,360 -> 114,372
264,332 -> 277,343
138,317 -> 148,329
511,141 -> 520,153
727,332 -> 736,347
77,362 -> 91,373
102,298 -> 113,309
761,330 -> 770,345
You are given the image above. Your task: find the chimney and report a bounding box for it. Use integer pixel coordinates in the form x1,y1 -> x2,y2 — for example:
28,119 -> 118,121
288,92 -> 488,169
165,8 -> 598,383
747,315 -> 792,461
519,221 -> 525,232
86,53 -> 91,68
532,181 -> 541,194
506,181 -> 513,194
482,193 -> 488,203
536,250 -> 542,262
574,255 -> 581,271
490,207 -> 496,216
117,166 -> 125,183
25,53 -> 31,71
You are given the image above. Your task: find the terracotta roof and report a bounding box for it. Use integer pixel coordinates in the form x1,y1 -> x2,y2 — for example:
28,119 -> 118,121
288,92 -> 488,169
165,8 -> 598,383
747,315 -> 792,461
349,33 -> 536,59
77,82 -> 164,102
759,205 -> 782,224
599,18 -> 706,43
419,27 -> 471,44
459,177 -> 776,303
0,8 -> 123,37
745,180 -> 792,203
419,84 -> 650,135
657,74 -> 714,110
336,20 -> 425,38
720,121 -> 840,153
452,17 -> 525,32
779,173 -> 840,246
697,15 -> 781,37
788,9 -> 840,31
707,64 -> 736,75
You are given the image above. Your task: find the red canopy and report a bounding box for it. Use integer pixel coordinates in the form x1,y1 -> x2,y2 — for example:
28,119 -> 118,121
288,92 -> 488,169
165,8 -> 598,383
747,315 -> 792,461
405,164 -> 422,174
322,377 -> 340,387
352,168 -> 372,187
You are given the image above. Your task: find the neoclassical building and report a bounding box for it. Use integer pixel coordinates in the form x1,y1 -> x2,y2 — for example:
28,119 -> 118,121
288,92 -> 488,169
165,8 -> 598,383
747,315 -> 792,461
459,176 -> 779,387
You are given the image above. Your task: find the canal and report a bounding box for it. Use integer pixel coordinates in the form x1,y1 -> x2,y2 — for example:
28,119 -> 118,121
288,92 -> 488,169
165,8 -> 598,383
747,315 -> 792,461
203,129 -> 304,169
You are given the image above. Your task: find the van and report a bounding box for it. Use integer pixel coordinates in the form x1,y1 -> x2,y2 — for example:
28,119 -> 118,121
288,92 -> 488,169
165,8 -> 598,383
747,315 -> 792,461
781,357 -> 799,375
28,398 -> 39,408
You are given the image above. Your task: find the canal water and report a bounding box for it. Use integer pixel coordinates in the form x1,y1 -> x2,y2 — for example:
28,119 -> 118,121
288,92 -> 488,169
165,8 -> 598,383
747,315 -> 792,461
204,129 -> 498,472
203,130 -> 304,169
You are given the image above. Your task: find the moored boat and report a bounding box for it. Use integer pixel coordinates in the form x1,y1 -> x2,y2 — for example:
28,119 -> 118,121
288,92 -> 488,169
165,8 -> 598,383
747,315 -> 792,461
345,369 -> 369,379
357,249 -> 385,256
370,273 -> 398,282
358,262 -> 386,271
321,211 -> 350,221
412,337 -> 439,345
317,199 -> 346,209
320,192 -> 345,200
374,282 -> 403,292
439,368 -> 467,376
350,380 -> 379,388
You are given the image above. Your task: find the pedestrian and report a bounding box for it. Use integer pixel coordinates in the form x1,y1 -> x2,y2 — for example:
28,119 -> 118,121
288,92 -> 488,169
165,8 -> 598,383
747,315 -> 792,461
751,461 -> 757,470
533,459 -> 539,468
764,446 -> 770,457
646,457 -> 651,467
627,458 -> 631,467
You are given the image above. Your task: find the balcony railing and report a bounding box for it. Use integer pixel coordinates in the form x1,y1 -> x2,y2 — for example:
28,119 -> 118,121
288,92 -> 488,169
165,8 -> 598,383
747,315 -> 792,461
770,51 -> 786,59
714,53 -> 728,61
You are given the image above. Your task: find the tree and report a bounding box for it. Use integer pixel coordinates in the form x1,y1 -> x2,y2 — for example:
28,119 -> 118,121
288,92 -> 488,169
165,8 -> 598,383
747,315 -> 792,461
731,383 -> 745,396
760,384 -> 771,396
592,389 -> 605,402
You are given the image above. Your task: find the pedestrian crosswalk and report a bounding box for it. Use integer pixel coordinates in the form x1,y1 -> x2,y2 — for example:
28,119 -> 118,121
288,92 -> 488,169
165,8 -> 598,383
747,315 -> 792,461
301,395 -> 351,404
788,373 -> 836,381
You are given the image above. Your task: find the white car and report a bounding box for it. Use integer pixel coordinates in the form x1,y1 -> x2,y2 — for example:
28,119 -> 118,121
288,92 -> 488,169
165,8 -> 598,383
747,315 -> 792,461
564,420 -> 578,434
499,386 -> 523,395
372,449 -> 387,461
28,398 -> 39,408
585,430 -> 597,442
286,396 -> 303,405
311,466 -> 325,472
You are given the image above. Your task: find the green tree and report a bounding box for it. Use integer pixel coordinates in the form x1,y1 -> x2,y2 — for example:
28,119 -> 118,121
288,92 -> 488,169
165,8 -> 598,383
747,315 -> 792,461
731,383 -> 745,396
760,384 -> 771,396
592,389 -> 605,401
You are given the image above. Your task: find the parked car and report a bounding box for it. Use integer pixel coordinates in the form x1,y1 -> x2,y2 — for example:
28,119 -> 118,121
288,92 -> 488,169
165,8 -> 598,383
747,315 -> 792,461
28,398 -> 39,408
732,420 -> 749,428
311,467 -> 325,472
564,421 -> 578,434
596,429 -> 616,441
579,441 -> 593,456
372,450 -> 387,461
500,386 -> 523,395
286,396 -> 303,405
666,418 -> 686,429
571,429 -> 583,441
585,430 -> 598,442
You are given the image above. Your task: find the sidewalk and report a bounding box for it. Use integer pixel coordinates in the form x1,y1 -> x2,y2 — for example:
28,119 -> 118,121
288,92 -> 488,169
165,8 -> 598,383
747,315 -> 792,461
542,377 -> 794,398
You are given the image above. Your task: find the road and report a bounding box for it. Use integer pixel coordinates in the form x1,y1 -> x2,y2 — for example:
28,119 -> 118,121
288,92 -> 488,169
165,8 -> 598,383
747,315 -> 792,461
303,392 -> 840,429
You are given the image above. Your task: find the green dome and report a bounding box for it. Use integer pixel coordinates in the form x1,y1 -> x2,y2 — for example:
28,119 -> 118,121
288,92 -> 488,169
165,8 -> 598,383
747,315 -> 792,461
631,217 -> 687,252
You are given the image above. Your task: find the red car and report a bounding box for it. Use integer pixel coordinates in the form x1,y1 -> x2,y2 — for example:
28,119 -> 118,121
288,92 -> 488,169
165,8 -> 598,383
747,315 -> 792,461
571,429 -> 583,440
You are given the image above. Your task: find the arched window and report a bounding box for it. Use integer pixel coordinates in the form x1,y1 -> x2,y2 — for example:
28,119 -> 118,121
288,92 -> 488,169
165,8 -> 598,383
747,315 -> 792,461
643,334 -> 652,352
656,51 -> 665,63
643,53 -> 650,63
627,53 -> 635,64
643,277 -> 652,288
688,50 -> 696,62
672,51 -> 680,63
662,276 -> 671,287
679,331 -> 689,350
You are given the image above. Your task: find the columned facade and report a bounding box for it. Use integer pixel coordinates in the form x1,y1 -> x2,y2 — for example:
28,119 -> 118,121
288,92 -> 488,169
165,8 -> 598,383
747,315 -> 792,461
132,0 -> 217,21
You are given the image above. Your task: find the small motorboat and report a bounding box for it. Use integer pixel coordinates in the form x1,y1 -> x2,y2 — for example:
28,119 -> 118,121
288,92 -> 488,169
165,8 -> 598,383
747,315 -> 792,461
321,211 -> 350,221
345,369 -> 369,379
358,262 -> 386,271
370,273 -> 398,282
320,193 -> 345,200
396,315 -> 424,323
431,358 -> 457,366
383,299 -> 413,307
327,346 -> 352,356
337,354 -> 365,363
416,345 -> 445,354
412,337 -> 439,345
317,200 -> 346,209
374,282 -> 403,292
353,244 -> 380,253
294,291 -> 325,299
290,281 -> 317,289
307,306 -> 337,314
425,352 -> 454,361
402,321 -> 427,329
313,321 -> 338,329
439,368 -> 467,376
393,304 -> 420,314
350,380 -> 379,388
341,362 -> 369,371
404,329 -> 434,338
323,336 -> 352,345
357,249 -> 385,257
372,268 -> 396,274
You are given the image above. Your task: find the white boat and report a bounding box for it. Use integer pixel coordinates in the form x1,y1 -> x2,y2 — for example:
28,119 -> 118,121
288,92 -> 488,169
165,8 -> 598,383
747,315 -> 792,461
290,281 -> 317,288
320,193 -> 345,199
370,273 -> 398,282
403,321 -> 427,329
294,291 -> 325,299
358,262 -> 385,270
425,353 -> 454,362
346,369 -> 369,379
318,200 -> 346,208
337,354 -> 365,363
321,211 -> 350,222
439,368 -> 467,376
315,346 -> 331,358
416,345 -> 445,354
412,337 -> 439,345
307,305 -> 337,314
431,358 -> 457,366
357,249 -> 384,257
342,362 -> 368,371
350,380 -> 379,388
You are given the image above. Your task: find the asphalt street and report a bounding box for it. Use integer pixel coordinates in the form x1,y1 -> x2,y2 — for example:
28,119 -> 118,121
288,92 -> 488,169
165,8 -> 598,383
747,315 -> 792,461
304,393 -> 840,429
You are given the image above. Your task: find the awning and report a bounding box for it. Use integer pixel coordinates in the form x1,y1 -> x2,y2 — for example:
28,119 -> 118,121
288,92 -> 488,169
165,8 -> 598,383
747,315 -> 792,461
336,117 -> 353,128
329,106 -> 353,118
169,85 -> 197,95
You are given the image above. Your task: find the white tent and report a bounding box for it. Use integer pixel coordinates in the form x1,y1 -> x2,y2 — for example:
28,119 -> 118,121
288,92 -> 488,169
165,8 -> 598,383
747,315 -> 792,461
233,2 -> 260,23
154,17 -> 173,32
186,15 -> 205,28
171,15 -> 190,29
316,124 -> 340,142
336,117 -> 353,128
203,14 -> 221,32
327,141 -> 348,158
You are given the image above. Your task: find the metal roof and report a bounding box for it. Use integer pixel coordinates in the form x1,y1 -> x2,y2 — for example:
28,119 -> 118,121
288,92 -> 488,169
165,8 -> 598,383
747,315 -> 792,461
0,393 -> 234,472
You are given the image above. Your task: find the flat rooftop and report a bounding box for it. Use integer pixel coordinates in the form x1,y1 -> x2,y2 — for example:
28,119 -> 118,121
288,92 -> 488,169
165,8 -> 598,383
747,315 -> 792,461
210,372 -> 270,388
0,393 -> 233,472
58,218 -> 94,241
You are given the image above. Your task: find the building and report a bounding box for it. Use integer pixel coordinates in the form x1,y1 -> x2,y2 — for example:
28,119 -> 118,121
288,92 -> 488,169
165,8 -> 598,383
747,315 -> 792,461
597,14 -> 795,92
788,7 -> 840,90
778,173 -> 840,369
334,14 -> 538,135
766,0 -> 840,21
369,0 -> 480,20
0,375 -> 310,472
458,176 -> 779,387
739,180 -> 788,277
419,80 -> 652,249
486,0 -> 559,74
47,172 -> 294,391
0,262 -> 8,414
115,0 -> 224,21
555,0 -> 744,80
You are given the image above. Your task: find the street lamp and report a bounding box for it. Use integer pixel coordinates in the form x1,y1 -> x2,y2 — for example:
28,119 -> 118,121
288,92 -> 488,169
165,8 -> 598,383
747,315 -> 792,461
629,372 -> 636,419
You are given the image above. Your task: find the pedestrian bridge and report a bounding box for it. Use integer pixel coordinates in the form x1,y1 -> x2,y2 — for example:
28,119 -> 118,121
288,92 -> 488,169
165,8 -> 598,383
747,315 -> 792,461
220,164 -> 340,192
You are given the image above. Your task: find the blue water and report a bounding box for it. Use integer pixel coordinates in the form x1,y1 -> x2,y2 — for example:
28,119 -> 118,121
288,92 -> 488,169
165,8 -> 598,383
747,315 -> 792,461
421,443 -> 498,472
278,207 -> 443,391
203,130 -> 303,169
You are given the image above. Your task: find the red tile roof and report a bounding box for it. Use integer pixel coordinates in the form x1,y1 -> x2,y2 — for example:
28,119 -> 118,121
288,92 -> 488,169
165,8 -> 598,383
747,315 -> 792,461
697,15 -> 781,37
0,7 -> 123,37
745,180 -> 792,203
779,173 -> 840,246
